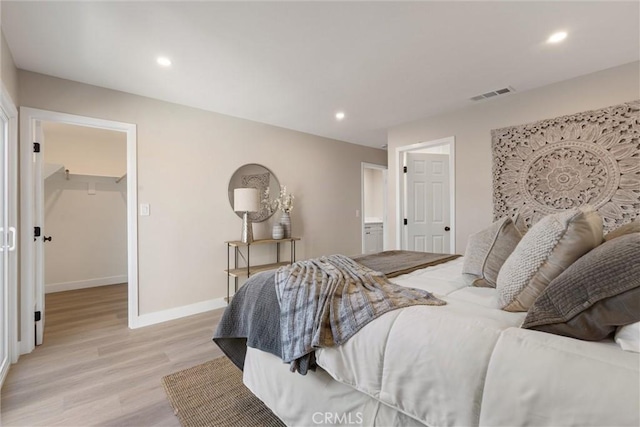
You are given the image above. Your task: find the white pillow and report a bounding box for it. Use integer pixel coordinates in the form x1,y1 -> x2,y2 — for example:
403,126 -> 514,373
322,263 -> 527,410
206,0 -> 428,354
615,322 -> 640,353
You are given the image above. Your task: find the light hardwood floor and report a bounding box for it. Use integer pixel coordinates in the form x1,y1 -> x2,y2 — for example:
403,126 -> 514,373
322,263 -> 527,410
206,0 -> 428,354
1,284 -> 225,426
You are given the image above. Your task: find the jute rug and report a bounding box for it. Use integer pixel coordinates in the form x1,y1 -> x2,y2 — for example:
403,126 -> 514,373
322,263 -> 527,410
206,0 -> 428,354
161,356 -> 286,427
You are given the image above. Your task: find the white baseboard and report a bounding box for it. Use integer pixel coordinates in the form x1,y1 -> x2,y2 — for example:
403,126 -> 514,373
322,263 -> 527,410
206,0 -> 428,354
132,297 -> 227,329
45,275 -> 128,294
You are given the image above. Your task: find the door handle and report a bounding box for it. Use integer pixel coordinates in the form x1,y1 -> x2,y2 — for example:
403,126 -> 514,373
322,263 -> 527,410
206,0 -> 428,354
44,236 -> 52,242
444,226 -> 451,231
8,227 -> 16,251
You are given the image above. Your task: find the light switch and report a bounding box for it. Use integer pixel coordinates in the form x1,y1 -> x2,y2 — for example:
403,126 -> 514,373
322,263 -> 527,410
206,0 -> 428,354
356,209 -> 360,218
140,203 -> 150,216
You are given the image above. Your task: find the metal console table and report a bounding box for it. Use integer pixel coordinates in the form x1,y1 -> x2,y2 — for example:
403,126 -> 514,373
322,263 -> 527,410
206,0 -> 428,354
224,237 -> 300,302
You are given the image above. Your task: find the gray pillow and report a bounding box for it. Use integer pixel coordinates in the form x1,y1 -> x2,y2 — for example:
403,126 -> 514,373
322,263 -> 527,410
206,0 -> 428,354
497,206 -> 603,312
462,217 -> 522,288
522,233 -> 640,340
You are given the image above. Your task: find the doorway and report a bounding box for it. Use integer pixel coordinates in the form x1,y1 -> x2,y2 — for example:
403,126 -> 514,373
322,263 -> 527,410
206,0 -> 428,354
42,122 -> 128,292
361,163 -> 388,254
20,108 -> 138,354
396,137 -> 455,254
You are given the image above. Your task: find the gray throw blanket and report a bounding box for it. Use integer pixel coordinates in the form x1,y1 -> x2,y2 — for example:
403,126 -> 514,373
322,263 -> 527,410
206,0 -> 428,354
213,269 -> 281,370
351,250 -> 460,278
276,254 -> 445,373
213,251 -> 458,374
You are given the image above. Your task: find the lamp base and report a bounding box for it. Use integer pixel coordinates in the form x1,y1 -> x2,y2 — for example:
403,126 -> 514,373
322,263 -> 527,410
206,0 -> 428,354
241,211 -> 254,244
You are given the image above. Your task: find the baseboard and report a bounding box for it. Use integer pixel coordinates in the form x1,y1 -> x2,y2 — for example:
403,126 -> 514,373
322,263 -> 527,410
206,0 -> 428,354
132,297 -> 227,329
45,275 -> 128,294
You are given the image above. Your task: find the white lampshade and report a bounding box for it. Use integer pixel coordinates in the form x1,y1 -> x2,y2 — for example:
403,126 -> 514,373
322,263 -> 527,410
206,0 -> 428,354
234,188 -> 260,212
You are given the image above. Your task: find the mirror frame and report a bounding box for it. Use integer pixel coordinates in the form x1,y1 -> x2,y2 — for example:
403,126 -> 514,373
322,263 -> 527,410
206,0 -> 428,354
228,163 -> 280,223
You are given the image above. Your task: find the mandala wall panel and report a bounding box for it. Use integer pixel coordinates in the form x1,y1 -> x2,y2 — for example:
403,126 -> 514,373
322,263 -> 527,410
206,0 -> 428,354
492,100 -> 640,232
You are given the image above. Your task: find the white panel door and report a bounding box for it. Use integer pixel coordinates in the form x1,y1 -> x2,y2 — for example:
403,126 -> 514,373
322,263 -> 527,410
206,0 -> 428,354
0,100 -> 17,385
0,106 -> 8,382
34,121 -> 45,346
406,153 -> 451,253
0,90 -> 17,386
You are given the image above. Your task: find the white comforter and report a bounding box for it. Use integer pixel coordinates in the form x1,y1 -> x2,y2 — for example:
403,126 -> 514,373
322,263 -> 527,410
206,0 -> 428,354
314,258 -> 640,426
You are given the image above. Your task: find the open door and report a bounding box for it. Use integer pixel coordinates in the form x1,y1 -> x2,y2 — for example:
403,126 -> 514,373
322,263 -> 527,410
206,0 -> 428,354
405,152 -> 451,253
33,121 -> 45,345
21,107 -> 139,356
361,163 -> 388,254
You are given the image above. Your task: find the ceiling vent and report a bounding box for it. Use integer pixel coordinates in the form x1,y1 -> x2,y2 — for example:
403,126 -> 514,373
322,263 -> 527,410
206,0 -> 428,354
470,86 -> 515,101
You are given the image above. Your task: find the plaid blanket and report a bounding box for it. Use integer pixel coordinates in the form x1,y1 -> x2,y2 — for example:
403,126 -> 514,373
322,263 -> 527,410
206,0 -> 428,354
275,254 -> 445,373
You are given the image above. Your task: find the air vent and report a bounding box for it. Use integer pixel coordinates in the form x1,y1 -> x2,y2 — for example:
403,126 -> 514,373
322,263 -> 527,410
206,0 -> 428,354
470,86 -> 515,101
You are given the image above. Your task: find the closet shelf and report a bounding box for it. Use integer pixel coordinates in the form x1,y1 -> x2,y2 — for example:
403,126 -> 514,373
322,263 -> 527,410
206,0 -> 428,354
44,163 -> 126,183
44,163 -> 65,180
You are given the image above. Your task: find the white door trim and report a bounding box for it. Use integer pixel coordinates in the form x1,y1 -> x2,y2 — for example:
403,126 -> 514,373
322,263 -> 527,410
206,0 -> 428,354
0,84 -> 18,380
361,162 -> 388,253
19,107 -> 139,354
395,136 -> 456,252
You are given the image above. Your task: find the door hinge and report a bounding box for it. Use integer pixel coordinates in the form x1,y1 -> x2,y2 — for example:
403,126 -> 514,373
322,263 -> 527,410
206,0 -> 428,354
33,142 -> 41,153
34,226 -> 41,237
35,311 -> 41,322
404,218 -> 408,225
403,166 -> 407,173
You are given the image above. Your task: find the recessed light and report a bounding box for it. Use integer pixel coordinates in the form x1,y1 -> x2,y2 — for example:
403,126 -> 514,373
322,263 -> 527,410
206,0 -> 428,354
157,56 -> 172,67
335,112 -> 345,120
547,31 -> 567,44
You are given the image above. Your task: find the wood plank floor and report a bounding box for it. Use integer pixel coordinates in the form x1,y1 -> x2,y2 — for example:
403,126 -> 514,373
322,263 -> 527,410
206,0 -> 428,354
0,284 -> 225,426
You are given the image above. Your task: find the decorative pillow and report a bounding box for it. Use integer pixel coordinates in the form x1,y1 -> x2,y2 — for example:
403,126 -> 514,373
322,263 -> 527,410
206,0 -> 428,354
512,210 -> 529,236
497,206 -> 603,312
615,322 -> 640,353
462,217 -> 522,288
604,218 -> 640,241
522,233 -> 640,340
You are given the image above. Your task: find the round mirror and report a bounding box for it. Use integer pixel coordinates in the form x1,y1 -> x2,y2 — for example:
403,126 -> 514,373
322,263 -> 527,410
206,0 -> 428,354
228,164 -> 280,222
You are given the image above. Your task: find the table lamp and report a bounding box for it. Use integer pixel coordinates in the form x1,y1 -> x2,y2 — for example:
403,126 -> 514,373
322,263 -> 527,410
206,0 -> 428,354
234,188 -> 260,243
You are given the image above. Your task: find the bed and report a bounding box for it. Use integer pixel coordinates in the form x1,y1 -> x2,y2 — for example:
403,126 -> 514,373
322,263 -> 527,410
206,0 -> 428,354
214,211 -> 640,426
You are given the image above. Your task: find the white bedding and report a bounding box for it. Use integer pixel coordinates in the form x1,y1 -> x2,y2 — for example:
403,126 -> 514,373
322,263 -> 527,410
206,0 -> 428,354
481,328 -> 640,426
244,347 -> 425,427
316,258 -> 526,426
244,257 -> 640,426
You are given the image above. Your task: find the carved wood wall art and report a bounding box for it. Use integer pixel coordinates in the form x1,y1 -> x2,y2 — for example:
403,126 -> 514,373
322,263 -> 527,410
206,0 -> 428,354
492,100 -> 640,232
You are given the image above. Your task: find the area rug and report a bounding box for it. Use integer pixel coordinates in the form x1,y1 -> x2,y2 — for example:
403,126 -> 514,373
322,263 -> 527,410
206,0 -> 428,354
161,356 -> 285,427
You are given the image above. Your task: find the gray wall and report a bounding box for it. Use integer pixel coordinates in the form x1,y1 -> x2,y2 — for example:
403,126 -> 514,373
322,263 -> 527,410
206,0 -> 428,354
19,70 -> 387,315
387,61 -> 640,253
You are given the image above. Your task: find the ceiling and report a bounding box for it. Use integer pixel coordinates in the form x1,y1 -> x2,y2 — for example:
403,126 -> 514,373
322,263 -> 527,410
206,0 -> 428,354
3,1 -> 639,148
